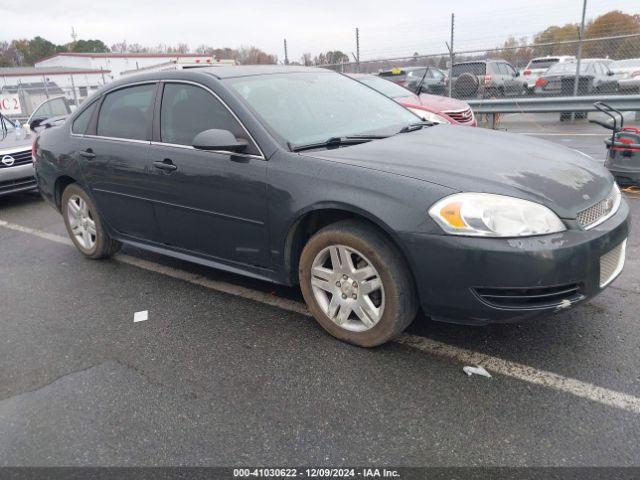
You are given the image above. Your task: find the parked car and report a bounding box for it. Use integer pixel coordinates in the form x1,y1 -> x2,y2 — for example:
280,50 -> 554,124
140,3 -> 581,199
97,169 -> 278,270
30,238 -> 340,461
610,58 -> 640,92
450,60 -> 526,98
34,66 -> 629,347
521,56 -> 575,93
349,74 -> 475,126
534,59 -> 618,96
378,66 -> 447,95
618,73 -> 640,93
27,95 -> 72,132
0,113 -> 38,196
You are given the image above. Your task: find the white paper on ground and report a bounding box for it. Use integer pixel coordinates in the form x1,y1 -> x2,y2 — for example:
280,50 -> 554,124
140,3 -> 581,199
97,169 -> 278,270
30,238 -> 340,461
463,365 -> 492,378
133,310 -> 149,323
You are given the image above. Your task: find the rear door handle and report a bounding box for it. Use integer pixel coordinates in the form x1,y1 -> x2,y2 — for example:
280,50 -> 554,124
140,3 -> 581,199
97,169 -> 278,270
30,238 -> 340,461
153,159 -> 178,172
79,149 -> 95,159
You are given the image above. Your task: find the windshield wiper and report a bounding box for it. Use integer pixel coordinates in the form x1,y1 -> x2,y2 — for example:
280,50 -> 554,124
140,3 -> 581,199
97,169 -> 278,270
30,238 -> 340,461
398,121 -> 435,134
290,134 -> 388,152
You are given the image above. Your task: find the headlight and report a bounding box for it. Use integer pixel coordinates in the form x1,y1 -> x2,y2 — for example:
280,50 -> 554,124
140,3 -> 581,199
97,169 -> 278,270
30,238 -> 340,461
407,107 -> 451,124
428,193 -> 566,237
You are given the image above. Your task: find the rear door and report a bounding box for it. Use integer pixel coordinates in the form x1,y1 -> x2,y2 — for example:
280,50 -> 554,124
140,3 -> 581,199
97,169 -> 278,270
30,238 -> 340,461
79,82 -> 159,240
148,81 -> 270,267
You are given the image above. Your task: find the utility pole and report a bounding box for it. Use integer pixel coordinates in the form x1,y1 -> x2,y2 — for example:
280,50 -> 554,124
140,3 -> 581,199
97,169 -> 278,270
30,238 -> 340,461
572,0 -> 588,119
355,28 -> 360,73
284,39 -> 289,65
446,13 -> 455,98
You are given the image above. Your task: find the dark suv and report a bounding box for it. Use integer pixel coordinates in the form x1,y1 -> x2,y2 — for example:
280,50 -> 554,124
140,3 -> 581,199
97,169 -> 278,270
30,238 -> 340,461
451,60 -> 526,98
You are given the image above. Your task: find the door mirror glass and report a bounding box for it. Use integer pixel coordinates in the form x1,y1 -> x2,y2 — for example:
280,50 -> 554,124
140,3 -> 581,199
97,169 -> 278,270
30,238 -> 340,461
192,129 -> 248,152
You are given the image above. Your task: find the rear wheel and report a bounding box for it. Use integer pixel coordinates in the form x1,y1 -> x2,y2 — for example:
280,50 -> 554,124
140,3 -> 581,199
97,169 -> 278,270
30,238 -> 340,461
299,220 -> 418,347
61,183 -> 121,259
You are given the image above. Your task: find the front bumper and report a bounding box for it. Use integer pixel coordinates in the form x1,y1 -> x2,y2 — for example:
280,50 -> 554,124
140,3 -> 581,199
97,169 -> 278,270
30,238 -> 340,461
0,163 -> 37,196
400,200 -> 631,325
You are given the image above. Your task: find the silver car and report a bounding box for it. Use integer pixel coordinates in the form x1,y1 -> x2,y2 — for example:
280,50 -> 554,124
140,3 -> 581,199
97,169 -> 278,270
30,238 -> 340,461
0,96 -> 72,196
0,115 -> 37,196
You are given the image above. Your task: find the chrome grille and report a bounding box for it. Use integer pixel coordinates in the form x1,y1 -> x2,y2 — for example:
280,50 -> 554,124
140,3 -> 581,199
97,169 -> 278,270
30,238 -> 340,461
576,186 -> 620,230
600,240 -> 626,288
443,107 -> 474,124
0,149 -> 33,169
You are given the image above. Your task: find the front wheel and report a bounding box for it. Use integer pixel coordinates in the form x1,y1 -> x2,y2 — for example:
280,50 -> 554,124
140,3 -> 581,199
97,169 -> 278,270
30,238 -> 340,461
61,183 -> 121,259
299,220 -> 418,347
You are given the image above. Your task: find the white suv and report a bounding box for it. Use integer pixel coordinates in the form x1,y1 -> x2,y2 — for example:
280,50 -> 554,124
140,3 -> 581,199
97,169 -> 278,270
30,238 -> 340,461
521,56 -> 575,93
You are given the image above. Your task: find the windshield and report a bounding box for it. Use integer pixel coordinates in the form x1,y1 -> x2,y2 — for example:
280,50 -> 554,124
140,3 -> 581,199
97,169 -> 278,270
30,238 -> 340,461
610,59 -> 640,69
546,62 -> 593,75
0,113 -> 19,130
528,58 -> 559,69
358,76 -> 415,99
227,72 -> 417,146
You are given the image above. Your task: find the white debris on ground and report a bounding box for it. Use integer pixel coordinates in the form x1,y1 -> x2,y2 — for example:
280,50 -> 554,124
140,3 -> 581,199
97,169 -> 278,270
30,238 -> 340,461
463,365 -> 492,378
133,310 -> 149,323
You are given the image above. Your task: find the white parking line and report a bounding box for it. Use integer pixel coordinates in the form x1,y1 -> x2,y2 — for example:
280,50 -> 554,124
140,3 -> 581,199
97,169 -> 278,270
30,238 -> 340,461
2,218 -> 640,415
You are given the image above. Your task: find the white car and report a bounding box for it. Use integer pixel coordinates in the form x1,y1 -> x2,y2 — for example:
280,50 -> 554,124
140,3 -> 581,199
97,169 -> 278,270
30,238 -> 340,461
610,58 -> 640,93
521,56 -> 575,92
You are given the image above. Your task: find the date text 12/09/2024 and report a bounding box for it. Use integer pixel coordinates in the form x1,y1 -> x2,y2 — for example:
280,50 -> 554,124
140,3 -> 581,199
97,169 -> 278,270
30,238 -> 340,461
233,468 -> 401,478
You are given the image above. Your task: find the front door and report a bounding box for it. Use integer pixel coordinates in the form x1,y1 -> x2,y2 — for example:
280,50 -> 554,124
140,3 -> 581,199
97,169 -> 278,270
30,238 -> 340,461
148,81 -> 270,268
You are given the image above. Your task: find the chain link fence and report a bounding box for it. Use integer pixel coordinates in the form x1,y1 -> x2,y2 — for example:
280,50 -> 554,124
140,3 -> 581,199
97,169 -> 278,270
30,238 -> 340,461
318,34 -> 640,100
0,74 -> 108,121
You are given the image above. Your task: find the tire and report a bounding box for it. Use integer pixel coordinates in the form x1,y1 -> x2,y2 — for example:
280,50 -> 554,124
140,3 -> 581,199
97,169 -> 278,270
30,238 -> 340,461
299,220 -> 418,347
454,73 -> 479,98
61,183 -> 121,259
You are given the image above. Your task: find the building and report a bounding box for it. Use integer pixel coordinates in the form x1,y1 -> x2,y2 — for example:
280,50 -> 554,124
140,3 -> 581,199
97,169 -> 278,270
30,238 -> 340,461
35,53 -> 234,79
0,66 -> 111,117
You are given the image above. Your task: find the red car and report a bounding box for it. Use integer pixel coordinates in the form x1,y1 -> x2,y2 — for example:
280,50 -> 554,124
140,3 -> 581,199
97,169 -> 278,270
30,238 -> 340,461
348,73 -> 476,126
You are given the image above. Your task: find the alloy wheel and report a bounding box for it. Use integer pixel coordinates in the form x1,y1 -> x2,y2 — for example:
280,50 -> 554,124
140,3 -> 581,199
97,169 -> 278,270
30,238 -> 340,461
310,245 -> 385,332
67,194 -> 97,250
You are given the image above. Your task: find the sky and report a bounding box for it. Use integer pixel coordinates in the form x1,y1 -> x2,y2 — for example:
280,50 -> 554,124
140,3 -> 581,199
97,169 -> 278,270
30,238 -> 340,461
1,0 -> 638,62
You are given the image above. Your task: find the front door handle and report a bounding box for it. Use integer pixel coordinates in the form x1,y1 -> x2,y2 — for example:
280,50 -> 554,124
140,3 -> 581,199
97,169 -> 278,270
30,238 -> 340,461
79,148 -> 95,159
153,159 -> 178,172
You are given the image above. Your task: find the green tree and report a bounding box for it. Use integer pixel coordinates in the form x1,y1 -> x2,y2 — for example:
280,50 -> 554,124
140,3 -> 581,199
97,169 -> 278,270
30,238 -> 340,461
71,39 -> 110,53
26,36 -> 59,63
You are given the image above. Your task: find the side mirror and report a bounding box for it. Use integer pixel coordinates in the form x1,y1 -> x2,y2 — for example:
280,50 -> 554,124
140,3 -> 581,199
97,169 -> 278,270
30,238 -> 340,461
29,118 -> 44,131
607,70 -> 614,76
514,71 -> 520,77
192,129 -> 248,153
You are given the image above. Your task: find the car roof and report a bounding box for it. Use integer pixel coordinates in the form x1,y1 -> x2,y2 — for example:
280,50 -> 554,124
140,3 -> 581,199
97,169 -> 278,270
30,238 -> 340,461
199,65 -> 330,79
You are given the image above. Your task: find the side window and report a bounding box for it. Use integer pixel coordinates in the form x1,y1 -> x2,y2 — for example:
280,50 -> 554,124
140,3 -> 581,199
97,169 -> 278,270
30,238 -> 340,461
506,64 -> 517,76
97,84 -> 155,141
72,101 -> 98,135
160,83 -> 257,154
32,97 -> 71,121
431,69 -> 444,80
497,63 -> 509,75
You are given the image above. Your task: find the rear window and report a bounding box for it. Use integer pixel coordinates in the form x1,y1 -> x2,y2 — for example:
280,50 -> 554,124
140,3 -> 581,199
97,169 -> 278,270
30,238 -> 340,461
528,58 -> 559,69
97,84 -> 155,141
452,63 -> 486,76
546,62 -> 591,75
72,101 -> 98,135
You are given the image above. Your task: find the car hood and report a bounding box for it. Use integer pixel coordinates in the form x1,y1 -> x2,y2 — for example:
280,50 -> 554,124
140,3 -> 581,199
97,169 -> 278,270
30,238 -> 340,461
305,125 -> 613,219
0,127 -> 34,152
396,93 -> 469,111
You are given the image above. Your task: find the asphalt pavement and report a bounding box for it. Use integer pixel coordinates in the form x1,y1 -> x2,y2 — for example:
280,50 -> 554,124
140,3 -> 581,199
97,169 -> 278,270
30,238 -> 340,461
0,120 -> 639,467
